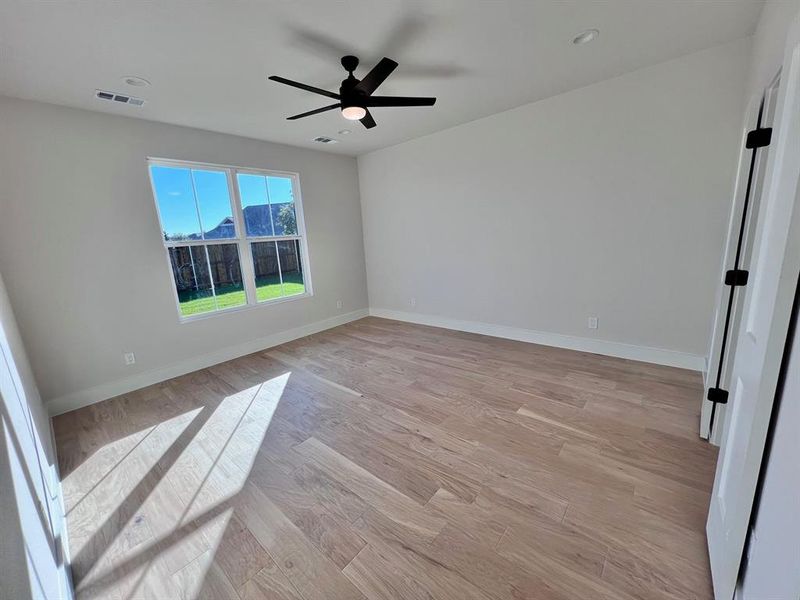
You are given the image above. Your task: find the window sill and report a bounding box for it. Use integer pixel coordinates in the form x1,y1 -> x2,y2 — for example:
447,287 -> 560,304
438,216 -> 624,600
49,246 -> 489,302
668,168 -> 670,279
177,291 -> 313,324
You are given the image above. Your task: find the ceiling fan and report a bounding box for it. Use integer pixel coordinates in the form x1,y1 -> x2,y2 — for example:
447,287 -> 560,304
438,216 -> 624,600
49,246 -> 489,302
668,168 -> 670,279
269,55 -> 436,129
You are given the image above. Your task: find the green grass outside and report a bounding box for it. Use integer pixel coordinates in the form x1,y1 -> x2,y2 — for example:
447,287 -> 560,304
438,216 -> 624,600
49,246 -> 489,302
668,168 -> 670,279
255,272 -> 305,302
177,272 -> 305,316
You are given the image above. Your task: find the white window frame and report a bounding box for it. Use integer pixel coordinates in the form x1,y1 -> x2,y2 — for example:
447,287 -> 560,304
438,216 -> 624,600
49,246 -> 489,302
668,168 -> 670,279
146,157 -> 313,322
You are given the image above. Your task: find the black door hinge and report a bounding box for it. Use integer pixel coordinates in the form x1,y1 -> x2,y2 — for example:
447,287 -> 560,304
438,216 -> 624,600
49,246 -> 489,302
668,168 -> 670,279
707,387 -> 729,404
725,269 -> 749,287
746,127 -> 772,149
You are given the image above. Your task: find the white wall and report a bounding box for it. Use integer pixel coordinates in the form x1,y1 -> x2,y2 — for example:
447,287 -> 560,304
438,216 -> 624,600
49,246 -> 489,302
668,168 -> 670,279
734,1 -> 800,597
747,0 -> 800,95
0,96 -> 368,413
0,270 -> 71,599
358,39 -> 750,366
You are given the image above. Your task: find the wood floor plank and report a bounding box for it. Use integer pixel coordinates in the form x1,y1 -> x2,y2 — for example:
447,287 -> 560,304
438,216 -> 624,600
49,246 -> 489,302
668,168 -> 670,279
238,561 -> 304,600
172,550 -> 240,600
291,462 -> 371,524
322,414 -> 486,503
310,424 -> 444,504
563,497 -> 711,583
213,513 -> 274,590
248,458 -> 367,569
425,488 -> 508,547
54,317 -> 715,600
492,525 -> 637,600
601,543 -> 714,600
428,523 -> 593,600
559,441 -> 708,499
495,521 -> 607,581
343,540 -> 494,600
266,349 -> 365,397
236,481 -> 365,600
293,437 -> 447,540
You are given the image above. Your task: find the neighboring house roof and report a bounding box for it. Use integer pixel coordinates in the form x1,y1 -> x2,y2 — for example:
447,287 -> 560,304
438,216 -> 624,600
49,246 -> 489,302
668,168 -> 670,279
174,202 -> 294,240
203,217 -> 235,239
242,203 -> 293,237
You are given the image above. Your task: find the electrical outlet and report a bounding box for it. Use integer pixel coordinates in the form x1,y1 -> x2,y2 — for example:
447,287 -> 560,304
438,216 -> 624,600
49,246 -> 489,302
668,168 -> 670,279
410,297 -> 417,308
336,299 -> 343,309
123,352 -> 136,366
587,317 -> 598,330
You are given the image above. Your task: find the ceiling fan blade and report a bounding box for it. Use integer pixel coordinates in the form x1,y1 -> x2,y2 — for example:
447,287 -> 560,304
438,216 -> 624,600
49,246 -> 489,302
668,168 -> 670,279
268,76 -> 340,100
287,103 -> 341,120
288,26 -> 354,61
364,96 -> 436,107
354,57 -> 398,95
360,110 -> 377,129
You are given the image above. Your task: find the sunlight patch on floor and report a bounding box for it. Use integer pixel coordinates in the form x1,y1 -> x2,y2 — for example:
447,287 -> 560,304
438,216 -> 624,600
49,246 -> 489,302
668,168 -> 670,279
67,371 -> 291,599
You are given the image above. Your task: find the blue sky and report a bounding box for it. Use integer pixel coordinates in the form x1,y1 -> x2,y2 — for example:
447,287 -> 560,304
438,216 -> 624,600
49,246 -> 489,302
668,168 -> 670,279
151,166 -> 293,237
237,173 -> 293,210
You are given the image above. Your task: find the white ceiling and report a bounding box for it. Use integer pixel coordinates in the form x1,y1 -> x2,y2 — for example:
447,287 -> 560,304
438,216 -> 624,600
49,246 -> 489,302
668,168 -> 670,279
0,0 -> 762,156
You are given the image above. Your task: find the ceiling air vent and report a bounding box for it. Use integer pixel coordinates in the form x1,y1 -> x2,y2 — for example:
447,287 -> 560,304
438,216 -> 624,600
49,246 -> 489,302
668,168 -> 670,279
312,136 -> 338,144
95,89 -> 145,107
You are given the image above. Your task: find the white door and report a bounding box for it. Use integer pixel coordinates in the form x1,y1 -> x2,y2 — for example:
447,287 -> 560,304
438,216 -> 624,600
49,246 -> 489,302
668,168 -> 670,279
707,15 -> 800,600
701,77 -> 781,445
0,280 -> 66,597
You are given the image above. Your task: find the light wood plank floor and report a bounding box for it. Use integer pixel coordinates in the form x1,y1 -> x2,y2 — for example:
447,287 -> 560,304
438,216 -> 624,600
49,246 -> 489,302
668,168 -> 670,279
54,317 -> 718,600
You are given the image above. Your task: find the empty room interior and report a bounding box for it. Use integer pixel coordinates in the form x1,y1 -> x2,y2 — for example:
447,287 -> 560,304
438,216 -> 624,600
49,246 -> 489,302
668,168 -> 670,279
2,1 -> 800,599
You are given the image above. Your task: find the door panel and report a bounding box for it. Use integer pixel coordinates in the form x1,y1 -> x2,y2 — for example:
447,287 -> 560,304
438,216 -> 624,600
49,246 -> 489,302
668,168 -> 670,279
0,273 -> 68,598
702,77 -> 781,444
707,16 -> 800,600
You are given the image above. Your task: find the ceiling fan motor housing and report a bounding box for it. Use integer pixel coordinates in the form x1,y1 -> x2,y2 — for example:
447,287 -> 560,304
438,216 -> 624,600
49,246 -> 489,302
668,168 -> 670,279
340,56 -> 367,110
340,81 -> 367,110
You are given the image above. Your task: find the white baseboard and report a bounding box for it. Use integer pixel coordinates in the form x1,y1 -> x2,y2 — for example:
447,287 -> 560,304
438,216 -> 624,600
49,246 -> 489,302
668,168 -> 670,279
47,306 -> 707,416
46,309 -> 369,416
369,308 -> 707,372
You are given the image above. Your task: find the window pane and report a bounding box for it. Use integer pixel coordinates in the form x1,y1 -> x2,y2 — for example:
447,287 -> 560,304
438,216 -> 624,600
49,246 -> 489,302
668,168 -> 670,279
169,246 -> 214,316
206,244 -> 246,310
151,166 -> 202,241
237,174 -> 274,237
193,169 -> 236,239
268,176 -> 298,235
277,240 -> 305,297
251,241 -> 283,302
168,244 -> 245,317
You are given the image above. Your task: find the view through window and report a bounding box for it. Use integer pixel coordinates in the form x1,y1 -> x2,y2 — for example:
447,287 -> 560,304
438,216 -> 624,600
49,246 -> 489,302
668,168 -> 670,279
148,160 -> 310,319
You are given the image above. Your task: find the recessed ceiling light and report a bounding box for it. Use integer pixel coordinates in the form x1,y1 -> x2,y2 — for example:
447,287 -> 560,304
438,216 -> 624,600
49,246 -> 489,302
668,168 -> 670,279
123,76 -> 151,87
572,29 -> 599,45
338,129 -> 352,135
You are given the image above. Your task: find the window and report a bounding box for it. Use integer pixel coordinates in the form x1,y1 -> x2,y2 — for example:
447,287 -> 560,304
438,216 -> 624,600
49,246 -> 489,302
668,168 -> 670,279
148,159 -> 311,320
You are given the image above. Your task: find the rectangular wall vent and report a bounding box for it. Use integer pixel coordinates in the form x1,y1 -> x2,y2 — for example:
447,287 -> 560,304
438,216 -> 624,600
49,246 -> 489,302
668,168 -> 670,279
312,136 -> 338,144
95,89 -> 145,107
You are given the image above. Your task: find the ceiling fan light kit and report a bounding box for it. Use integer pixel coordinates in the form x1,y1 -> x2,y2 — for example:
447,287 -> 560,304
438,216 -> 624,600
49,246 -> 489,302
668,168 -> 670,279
341,105 -> 367,120
269,55 -> 436,129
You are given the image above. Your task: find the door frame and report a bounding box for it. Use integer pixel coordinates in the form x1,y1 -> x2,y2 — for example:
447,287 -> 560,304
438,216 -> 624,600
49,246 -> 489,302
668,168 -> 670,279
706,12 -> 800,599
